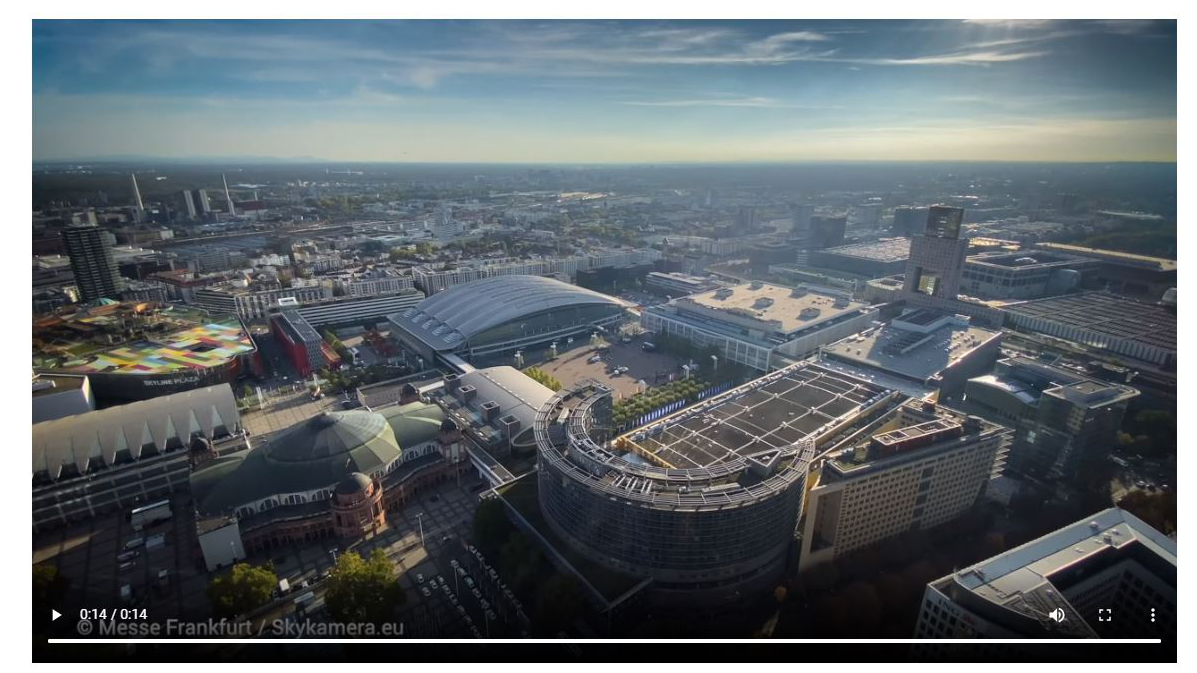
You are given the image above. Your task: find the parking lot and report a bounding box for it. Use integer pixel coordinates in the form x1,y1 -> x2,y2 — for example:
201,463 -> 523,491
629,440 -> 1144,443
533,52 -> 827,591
33,492 -> 213,622
537,337 -> 686,400
398,501 -> 531,639
255,477 -> 505,638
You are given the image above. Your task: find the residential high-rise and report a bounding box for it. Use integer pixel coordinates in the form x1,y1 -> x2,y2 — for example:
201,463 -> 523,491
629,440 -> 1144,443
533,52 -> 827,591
960,356 -> 1140,483
914,507 -> 1175,644
798,399 -> 1010,571
182,190 -> 198,219
195,189 -> 213,214
61,223 -> 124,303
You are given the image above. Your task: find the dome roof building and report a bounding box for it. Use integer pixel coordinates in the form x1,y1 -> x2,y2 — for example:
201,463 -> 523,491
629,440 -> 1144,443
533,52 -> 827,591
388,275 -> 629,362
193,409 -> 402,518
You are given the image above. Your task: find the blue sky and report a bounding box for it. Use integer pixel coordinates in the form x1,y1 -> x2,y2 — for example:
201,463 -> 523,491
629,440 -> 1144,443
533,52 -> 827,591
32,19 -> 1176,162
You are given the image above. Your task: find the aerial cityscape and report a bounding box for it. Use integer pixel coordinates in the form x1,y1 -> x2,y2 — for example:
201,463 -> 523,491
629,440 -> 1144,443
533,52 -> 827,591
29,16 -> 1178,664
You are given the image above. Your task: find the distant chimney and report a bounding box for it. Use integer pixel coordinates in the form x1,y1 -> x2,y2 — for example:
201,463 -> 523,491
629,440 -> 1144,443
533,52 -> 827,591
456,384 -> 477,404
399,382 -> 420,405
443,373 -> 461,393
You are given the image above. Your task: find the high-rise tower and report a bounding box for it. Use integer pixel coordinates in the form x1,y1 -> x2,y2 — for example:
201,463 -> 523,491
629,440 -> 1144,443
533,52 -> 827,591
182,190 -> 198,219
902,205 -> 967,300
61,223 -> 124,303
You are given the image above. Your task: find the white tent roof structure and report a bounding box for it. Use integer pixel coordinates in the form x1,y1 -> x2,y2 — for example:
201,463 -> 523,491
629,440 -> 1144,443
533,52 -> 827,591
33,384 -> 240,481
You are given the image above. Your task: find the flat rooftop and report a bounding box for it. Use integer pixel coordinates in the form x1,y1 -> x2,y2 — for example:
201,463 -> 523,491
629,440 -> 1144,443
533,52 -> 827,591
820,312 -> 1001,384
935,507 -> 1176,636
1002,292 -> 1176,353
34,308 -> 255,375
1035,242 -> 1176,272
625,364 -> 890,469
675,282 -> 868,335
967,251 -> 1083,268
820,237 -> 911,262
31,374 -> 86,398
827,402 -> 989,475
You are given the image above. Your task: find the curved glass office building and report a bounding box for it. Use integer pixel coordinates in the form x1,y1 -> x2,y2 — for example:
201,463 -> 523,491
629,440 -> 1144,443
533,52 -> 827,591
534,362 -> 898,606
388,275 -> 629,364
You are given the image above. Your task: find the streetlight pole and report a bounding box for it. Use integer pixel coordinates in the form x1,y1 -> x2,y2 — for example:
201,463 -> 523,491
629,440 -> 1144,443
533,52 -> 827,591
416,512 -> 425,548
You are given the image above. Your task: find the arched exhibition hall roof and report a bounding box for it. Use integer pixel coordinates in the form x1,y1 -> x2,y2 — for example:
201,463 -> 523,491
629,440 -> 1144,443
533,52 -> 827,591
390,275 -> 628,352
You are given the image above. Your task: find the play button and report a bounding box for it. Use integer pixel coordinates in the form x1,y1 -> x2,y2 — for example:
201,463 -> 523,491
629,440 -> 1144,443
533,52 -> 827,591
51,610 -> 61,621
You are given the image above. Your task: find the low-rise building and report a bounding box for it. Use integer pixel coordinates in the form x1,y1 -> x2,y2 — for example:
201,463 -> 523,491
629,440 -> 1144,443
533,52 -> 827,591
808,238 -> 912,279
817,309 -> 1003,400
193,279 -> 333,320
644,271 -> 725,297
961,250 -> 1096,300
642,281 -> 878,371
270,310 -> 325,378
32,373 -> 95,424
915,507 -> 1175,645
286,289 -> 425,329
1001,291 -> 1176,369
327,266 -> 416,297
33,384 -> 242,532
960,357 -> 1139,482
190,400 -> 470,563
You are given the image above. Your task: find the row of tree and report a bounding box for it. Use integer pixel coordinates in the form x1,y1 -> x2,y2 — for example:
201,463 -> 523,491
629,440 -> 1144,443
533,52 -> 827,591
521,366 -> 562,392
612,377 -> 709,426
205,549 -> 406,625
472,498 -> 585,635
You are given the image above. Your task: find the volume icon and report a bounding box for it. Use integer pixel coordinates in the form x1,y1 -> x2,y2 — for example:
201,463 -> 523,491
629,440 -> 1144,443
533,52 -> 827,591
1048,607 -> 1066,623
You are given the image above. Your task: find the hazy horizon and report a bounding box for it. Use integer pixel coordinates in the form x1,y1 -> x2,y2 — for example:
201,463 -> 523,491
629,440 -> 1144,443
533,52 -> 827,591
33,19 -> 1177,163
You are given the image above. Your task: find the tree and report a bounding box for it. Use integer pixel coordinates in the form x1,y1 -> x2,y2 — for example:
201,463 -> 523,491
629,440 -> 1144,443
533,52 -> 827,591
522,366 -> 562,392
324,549 -> 406,625
841,580 -> 883,630
532,574 -> 584,635
473,497 -> 515,555
33,565 -> 70,621
1118,490 -> 1177,536
811,594 -> 851,637
205,563 -> 277,618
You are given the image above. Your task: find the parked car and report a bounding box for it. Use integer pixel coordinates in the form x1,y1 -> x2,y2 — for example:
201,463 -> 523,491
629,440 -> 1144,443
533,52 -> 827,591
416,573 -> 425,584
123,537 -> 145,551
464,577 -> 475,588
421,587 -> 431,597
117,551 -> 139,563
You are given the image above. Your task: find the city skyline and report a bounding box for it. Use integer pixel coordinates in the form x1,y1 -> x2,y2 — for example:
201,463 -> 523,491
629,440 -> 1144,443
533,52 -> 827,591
33,19 -> 1177,163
